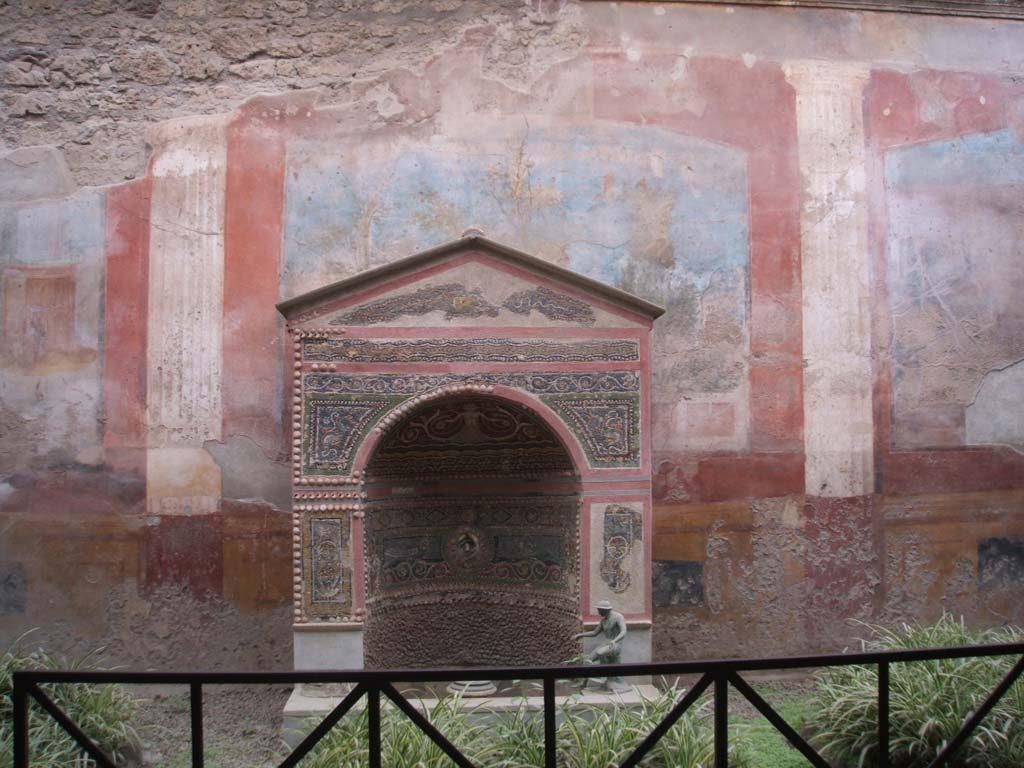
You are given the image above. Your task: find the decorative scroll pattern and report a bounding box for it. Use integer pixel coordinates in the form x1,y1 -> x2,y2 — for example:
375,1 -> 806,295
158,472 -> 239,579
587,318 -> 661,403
304,394 -> 403,475
305,371 -> 640,395
367,496 -> 576,597
543,393 -> 641,467
302,337 -> 639,363
502,285 -> 596,325
327,282 -> 599,327
367,396 -> 574,478
332,283 -> 500,325
307,516 -> 351,613
599,504 -> 643,593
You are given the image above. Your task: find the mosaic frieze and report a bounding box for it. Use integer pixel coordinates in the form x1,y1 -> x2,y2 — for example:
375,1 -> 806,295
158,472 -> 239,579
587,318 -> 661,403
599,504 -> 643,593
542,393 -> 641,467
366,496 -> 577,598
305,371 -> 639,396
302,337 -> 639,363
501,286 -> 596,325
326,281 -> 599,328
332,283 -> 500,325
303,394 -> 404,475
305,515 -> 353,617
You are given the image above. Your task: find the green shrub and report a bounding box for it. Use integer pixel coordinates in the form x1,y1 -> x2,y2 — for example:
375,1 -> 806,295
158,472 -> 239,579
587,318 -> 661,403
808,615 -> 1024,768
0,635 -> 141,768
302,685 -> 737,768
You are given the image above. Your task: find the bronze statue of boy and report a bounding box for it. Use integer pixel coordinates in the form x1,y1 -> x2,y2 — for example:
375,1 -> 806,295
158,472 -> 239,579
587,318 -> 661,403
573,600 -> 628,690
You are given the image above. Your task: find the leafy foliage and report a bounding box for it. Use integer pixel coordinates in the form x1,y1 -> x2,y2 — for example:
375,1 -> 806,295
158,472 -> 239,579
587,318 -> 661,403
808,616 -> 1024,768
302,685 -> 738,768
0,635 -> 141,768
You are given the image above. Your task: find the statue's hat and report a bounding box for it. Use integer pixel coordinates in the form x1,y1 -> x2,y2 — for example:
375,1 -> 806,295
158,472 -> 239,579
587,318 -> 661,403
595,600 -> 613,612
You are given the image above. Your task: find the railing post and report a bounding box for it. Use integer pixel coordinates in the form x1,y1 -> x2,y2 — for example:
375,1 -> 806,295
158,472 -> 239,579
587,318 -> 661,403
190,682 -> 204,768
543,676 -> 557,768
368,685 -> 382,768
13,673 -> 28,768
714,672 -> 728,768
878,661 -> 890,768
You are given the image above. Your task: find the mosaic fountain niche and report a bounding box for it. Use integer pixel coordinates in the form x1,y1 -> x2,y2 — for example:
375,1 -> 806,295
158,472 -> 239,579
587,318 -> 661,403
277,235 -> 663,707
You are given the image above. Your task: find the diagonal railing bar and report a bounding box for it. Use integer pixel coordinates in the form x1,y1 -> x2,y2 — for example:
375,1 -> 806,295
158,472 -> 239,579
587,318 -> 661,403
380,682 -> 477,768
728,671 -> 832,768
925,654 -> 1024,768
26,682 -> 117,768
619,672 -> 714,768
278,683 -> 368,768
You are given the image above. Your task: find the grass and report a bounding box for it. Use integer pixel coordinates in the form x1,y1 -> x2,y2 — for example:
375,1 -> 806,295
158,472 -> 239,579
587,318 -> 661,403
732,685 -> 819,768
807,615 -> 1024,768
0,633 -> 141,768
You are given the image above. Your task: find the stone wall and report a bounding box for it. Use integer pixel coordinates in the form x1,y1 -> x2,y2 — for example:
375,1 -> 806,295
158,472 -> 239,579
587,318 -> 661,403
1,0 -> 1023,668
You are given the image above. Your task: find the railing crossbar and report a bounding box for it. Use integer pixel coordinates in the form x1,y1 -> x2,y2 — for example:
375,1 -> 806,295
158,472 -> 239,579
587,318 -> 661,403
26,682 -> 117,768
728,671 -> 832,768
13,641 -> 1023,686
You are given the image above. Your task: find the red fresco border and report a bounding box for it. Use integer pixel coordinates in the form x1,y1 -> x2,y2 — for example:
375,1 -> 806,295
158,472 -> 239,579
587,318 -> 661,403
592,52 -> 803,453
102,178 -> 151,462
222,109 -> 287,454
864,67 -> 1024,496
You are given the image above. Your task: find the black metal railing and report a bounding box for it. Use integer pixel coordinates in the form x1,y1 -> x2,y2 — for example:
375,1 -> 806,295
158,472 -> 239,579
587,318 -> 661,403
11,642 -> 1024,768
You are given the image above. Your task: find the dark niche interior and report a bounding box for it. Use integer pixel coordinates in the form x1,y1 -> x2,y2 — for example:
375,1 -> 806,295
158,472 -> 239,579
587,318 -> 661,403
362,395 -> 581,668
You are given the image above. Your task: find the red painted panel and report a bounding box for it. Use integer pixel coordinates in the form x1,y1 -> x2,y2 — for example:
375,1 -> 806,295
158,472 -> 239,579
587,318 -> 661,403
223,114 -> 287,454
142,514 -> 224,597
750,363 -> 803,453
103,179 -> 151,452
803,495 -> 879,635
884,449 -> 1024,496
696,453 -> 804,502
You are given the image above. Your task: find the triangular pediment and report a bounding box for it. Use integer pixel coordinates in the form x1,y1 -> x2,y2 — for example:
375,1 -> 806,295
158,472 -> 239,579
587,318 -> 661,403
276,235 -> 664,329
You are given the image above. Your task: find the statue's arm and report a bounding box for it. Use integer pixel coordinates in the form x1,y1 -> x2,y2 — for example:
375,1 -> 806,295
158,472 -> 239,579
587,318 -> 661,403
573,625 -> 600,640
611,617 -> 627,645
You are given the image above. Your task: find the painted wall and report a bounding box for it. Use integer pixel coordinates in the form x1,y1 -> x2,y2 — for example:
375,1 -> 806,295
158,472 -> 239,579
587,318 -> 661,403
1,0 -> 1022,668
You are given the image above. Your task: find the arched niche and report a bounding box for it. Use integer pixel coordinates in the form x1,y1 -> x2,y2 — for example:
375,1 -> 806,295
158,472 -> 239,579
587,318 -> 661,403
277,235 -> 664,670
362,393 -> 580,668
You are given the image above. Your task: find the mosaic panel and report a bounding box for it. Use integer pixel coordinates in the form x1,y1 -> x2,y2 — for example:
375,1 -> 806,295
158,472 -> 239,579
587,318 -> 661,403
303,394 -> 404,475
305,371 -> 639,395
366,496 -> 577,598
599,503 -> 643,593
302,337 -> 639,363
542,393 -> 641,467
306,516 -> 352,616
332,283 -> 499,325
588,501 -> 646,614
502,286 -> 595,325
